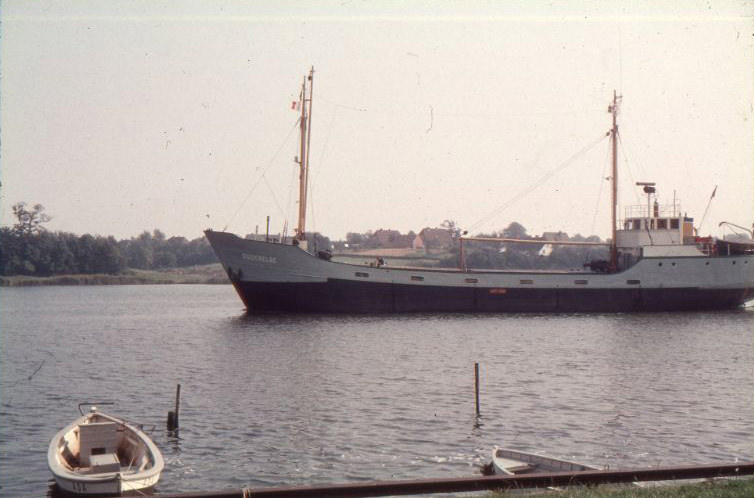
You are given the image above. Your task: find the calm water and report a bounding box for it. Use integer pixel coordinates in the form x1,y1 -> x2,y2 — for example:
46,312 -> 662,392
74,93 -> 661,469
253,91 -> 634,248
1,285 -> 753,497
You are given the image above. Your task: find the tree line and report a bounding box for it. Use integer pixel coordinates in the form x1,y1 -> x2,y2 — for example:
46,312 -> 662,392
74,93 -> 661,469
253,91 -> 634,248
0,203 -> 217,277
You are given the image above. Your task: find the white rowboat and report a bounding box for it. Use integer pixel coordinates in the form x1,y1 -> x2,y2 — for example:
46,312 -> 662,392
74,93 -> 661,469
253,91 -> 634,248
48,407 -> 164,496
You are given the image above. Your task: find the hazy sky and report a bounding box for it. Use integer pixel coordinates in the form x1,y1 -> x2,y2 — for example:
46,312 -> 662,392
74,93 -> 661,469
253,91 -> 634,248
1,1 -> 752,241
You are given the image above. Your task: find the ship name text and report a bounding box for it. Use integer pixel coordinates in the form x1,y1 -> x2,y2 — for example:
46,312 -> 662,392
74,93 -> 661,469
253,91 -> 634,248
242,253 -> 277,264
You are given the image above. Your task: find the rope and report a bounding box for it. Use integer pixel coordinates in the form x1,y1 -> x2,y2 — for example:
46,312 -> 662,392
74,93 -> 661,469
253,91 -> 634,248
467,132 -> 609,233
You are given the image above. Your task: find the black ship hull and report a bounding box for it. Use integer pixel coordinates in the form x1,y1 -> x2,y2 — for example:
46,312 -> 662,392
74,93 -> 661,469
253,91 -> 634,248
232,278 -> 754,314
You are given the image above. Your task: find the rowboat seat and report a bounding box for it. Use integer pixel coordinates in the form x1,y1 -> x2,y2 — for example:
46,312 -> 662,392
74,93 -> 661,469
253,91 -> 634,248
495,457 -> 536,474
90,453 -> 121,473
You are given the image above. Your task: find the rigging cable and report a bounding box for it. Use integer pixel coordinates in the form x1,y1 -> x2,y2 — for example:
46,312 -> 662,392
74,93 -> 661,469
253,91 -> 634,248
589,138 -> 612,237
467,132 -> 609,234
222,118 -> 301,232
308,106 -> 339,236
616,131 -> 644,205
262,175 -> 286,219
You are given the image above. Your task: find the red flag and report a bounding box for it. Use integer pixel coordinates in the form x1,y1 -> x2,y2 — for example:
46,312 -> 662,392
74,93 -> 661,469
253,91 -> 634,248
291,101 -> 298,110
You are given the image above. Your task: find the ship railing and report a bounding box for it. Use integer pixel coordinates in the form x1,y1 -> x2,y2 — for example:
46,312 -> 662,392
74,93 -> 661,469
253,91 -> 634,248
623,201 -> 681,219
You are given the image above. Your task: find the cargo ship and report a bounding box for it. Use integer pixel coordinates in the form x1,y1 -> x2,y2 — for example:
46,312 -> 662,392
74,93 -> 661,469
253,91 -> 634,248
205,69 -> 754,313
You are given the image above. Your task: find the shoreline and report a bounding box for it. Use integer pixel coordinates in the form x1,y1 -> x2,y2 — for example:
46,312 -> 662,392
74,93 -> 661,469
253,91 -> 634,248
0,264 -> 229,286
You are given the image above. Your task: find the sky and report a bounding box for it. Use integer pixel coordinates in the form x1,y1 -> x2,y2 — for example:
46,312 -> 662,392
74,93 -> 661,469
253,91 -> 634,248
1,1 -> 752,242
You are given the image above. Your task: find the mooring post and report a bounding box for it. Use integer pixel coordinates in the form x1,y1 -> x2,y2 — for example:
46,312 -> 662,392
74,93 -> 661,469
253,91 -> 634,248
175,383 -> 181,428
474,363 -> 480,416
167,383 -> 181,432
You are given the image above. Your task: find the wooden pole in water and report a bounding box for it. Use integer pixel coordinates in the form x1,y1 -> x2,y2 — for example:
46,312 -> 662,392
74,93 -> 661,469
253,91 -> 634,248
174,383 -> 181,429
474,363 -> 480,416
167,383 -> 181,432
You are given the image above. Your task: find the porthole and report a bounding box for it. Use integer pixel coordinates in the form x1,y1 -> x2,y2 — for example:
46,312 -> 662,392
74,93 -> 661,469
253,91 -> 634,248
520,279 -> 534,285
658,262 -> 663,267
410,275 -> 424,281
627,280 -> 640,285
672,262 -> 676,266
705,262 -> 710,266
465,278 -> 478,284
355,272 -> 369,278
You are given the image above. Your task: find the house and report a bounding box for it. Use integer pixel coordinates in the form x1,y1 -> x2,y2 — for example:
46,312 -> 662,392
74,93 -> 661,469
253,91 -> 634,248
367,229 -> 414,249
414,227 -> 454,251
539,231 -> 569,256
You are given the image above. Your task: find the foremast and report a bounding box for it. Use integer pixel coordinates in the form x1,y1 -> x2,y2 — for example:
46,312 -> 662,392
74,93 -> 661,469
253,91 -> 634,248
295,67 -> 315,242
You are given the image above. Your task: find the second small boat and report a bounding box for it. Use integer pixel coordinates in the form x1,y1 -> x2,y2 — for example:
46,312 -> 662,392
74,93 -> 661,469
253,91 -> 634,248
491,448 -> 600,475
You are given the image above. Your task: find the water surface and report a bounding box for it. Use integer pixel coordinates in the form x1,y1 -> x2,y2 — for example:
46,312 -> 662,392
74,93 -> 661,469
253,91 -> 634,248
1,285 -> 752,496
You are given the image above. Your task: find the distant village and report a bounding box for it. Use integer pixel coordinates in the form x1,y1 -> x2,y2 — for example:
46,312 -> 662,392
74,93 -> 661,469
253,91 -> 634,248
332,226 -> 599,257
248,223 -> 600,255
339,227 -> 455,252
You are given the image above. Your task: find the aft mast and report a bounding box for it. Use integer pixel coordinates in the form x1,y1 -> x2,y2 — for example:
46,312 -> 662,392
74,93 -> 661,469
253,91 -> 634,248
608,90 -> 621,271
295,67 -> 315,243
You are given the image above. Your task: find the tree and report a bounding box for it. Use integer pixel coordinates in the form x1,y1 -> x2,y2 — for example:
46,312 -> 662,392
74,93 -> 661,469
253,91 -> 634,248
12,202 -> 51,236
501,222 -> 528,240
440,219 -> 462,238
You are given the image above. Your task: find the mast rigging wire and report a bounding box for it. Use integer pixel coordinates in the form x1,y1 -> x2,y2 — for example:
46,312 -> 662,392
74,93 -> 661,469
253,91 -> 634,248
467,132 -> 609,234
698,185 -> 718,234
222,118 -> 301,232
262,175 -> 286,218
616,131 -> 645,205
308,107 -> 339,236
589,138 -> 612,237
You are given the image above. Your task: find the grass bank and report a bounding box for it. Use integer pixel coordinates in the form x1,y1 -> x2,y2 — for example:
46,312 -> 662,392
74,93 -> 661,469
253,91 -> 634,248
0,264 -> 229,286
487,478 -> 754,498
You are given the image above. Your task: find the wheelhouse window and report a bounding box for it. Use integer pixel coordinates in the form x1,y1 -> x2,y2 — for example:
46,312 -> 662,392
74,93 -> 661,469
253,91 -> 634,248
624,219 -> 640,230
355,272 -> 369,278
